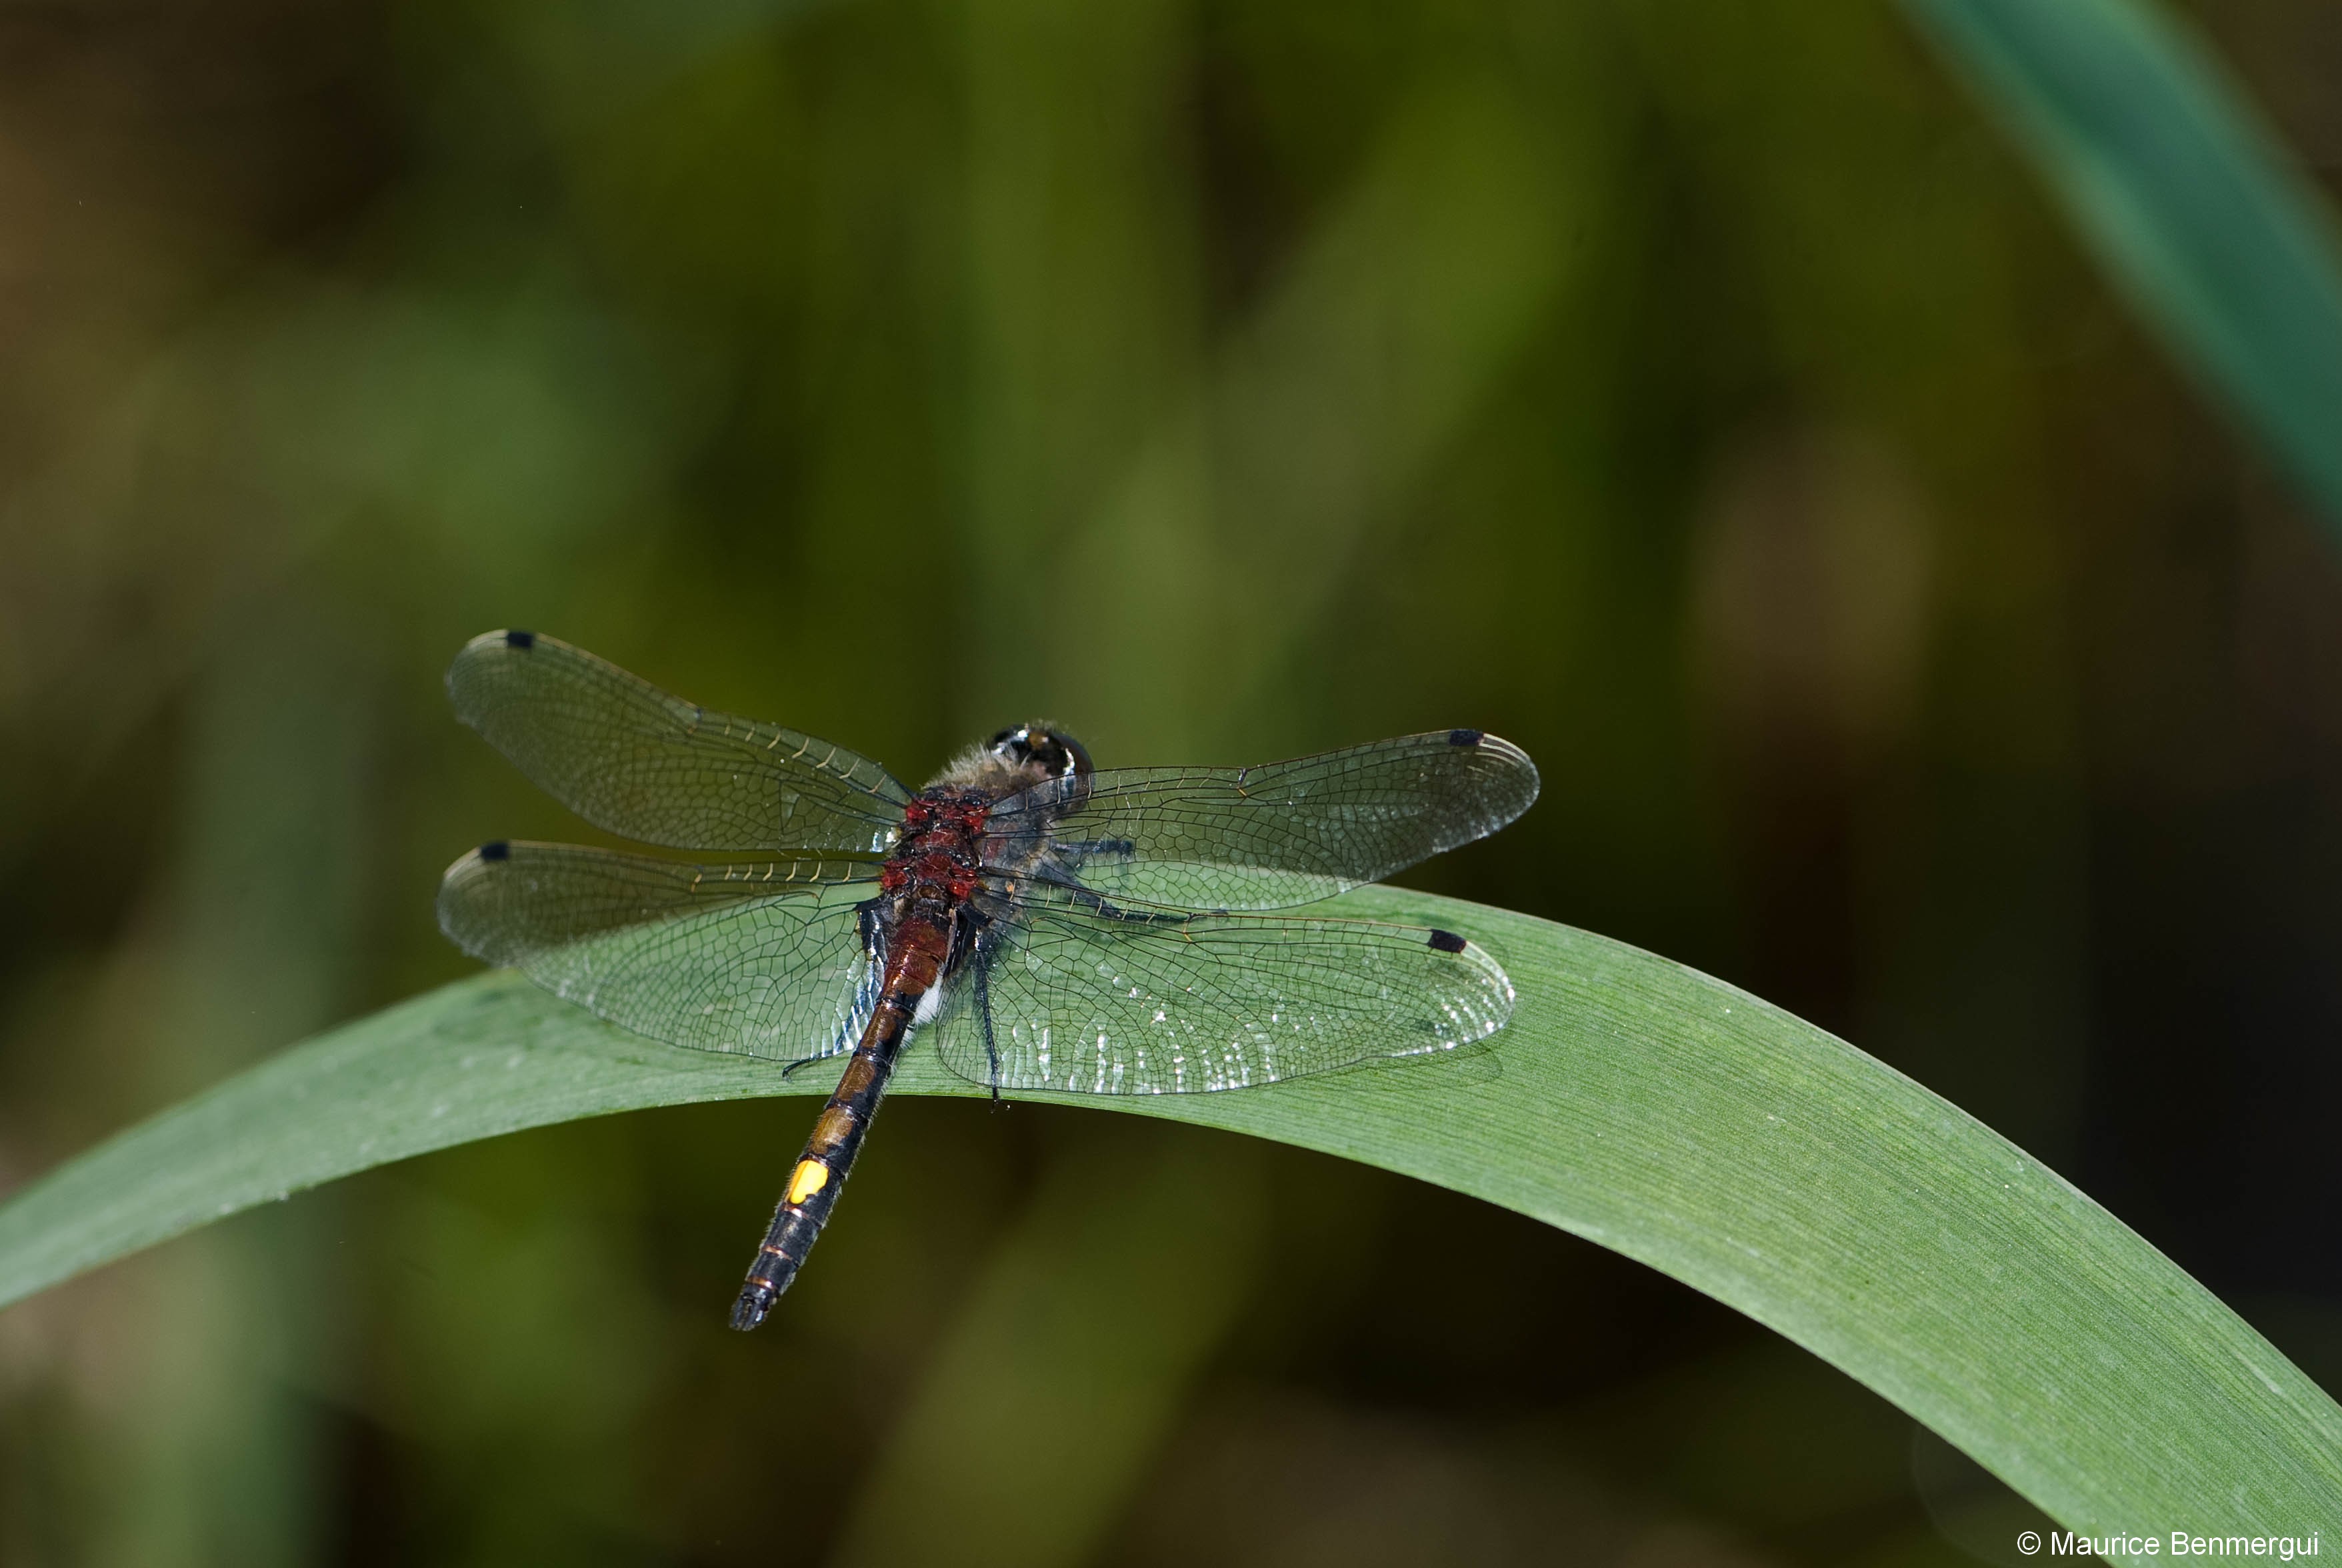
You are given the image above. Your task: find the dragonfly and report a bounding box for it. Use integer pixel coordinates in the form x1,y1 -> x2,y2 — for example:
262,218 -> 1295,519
435,630 -> 1539,1330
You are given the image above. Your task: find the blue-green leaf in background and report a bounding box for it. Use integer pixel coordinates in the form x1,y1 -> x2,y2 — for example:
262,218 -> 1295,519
1903,0 -> 2342,530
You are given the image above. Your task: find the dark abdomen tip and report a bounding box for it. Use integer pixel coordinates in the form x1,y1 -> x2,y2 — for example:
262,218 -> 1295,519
1447,728 -> 1483,747
730,1281 -> 779,1332
1427,928 -> 1467,953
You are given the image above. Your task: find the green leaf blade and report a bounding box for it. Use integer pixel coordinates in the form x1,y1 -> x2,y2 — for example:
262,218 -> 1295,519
1904,0 -> 2342,529
2,889 -> 2335,1551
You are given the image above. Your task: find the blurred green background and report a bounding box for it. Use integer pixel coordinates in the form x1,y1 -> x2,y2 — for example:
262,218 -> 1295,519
3,0 -> 2340,1563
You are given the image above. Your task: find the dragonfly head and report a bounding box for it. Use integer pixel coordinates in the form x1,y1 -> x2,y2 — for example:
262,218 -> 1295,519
988,723 -> 1092,786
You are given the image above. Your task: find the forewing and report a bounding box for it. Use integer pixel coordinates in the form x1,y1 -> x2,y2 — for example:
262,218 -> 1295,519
447,630 -> 910,852
928,903 -> 1514,1095
981,731 -> 1538,911
437,841 -> 880,1062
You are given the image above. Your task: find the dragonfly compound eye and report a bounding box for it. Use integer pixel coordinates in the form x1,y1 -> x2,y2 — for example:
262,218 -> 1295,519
1027,728 -> 1091,781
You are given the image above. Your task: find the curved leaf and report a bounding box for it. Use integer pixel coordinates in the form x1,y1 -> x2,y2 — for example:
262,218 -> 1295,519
1905,0 -> 2342,529
0,887 -> 2335,1547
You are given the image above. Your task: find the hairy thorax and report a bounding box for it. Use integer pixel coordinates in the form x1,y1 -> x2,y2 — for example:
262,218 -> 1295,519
872,727 -> 1089,997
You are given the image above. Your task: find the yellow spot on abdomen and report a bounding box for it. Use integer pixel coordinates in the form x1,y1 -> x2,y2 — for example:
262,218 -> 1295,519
787,1159 -> 831,1205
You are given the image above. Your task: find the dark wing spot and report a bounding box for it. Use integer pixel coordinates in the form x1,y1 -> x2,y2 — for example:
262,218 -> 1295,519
479,840 -> 511,861
503,629 -> 536,649
1447,728 -> 1483,747
1427,928 -> 1467,953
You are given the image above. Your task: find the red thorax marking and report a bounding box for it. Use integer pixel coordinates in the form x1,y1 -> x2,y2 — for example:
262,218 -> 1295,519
881,789 -> 989,902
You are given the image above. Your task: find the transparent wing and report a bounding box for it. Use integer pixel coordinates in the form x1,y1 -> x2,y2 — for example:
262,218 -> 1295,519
926,901 -> 1514,1095
437,841 -> 880,1062
447,630 -> 911,853
980,731 -> 1539,913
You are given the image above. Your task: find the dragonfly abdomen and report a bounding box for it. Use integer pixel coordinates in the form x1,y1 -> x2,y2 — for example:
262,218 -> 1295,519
729,913 -> 957,1331
730,1006 -> 905,1329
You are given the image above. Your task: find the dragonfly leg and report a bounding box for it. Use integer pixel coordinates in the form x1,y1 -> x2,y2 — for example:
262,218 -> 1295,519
945,907 -> 1007,1107
971,957 -> 1002,1107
